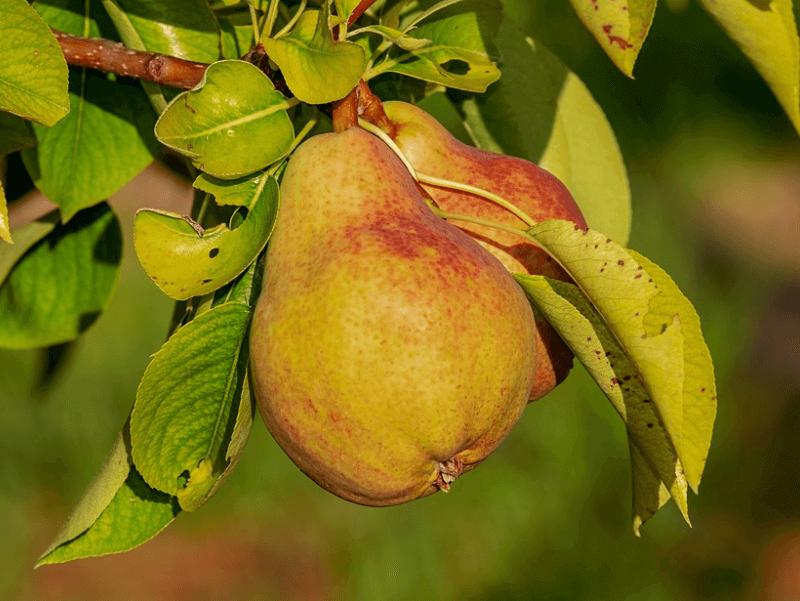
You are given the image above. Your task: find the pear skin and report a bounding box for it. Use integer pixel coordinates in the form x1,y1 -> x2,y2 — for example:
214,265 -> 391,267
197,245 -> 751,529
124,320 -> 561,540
249,127 -> 537,506
384,101 -> 588,402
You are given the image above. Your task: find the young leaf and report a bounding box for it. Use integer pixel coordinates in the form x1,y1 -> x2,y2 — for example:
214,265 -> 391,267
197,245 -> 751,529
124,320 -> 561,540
37,429 -> 179,565
515,273 -> 690,524
697,0 -> 800,136
0,112 -> 37,155
263,10 -> 367,104
370,1 -> 501,92
0,0 -> 69,126
22,72 -> 158,222
525,221 -> 687,472
130,302 -> 252,511
134,172 -> 279,300
629,250 -> 717,493
350,25 -> 431,51
155,61 -> 294,179
0,203 -> 122,349
462,18 -> 631,245
568,0 -> 656,78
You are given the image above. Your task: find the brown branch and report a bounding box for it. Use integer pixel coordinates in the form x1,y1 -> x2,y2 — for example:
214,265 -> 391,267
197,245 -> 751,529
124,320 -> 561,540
347,0 -> 380,26
52,29 -> 208,90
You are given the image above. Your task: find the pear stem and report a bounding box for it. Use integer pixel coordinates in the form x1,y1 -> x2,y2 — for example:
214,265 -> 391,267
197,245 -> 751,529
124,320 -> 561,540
431,209 -> 544,250
416,173 -> 537,228
358,118 -> 418,176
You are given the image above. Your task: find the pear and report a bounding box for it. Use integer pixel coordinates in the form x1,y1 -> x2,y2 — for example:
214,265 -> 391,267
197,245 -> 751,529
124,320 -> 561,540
383,101 -> 588,402
249,127 -> 537,506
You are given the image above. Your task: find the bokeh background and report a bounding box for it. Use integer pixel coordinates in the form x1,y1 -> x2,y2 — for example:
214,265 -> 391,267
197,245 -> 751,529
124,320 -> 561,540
2,1 -> 800,599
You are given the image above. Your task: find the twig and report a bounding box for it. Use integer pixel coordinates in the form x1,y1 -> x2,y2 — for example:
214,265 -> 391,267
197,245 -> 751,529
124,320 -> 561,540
347,0 -> 380,26
52,29 -> 208,90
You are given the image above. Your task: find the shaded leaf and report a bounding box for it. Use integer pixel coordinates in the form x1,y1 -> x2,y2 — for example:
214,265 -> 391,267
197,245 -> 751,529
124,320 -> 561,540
515,273 -> 689,524
134,172 -> 279,300
569,0 -> 656,77
0,203 -> 122,349
155,60 -> 294,179
630,441 -> 672,536
0,0 -> 69,126
22,72 -> 158,221
263,10 -> 367,104
0,112 -> 37,155
697,0 -> 800,135
630,250 -> 717,493
130,302 -> 252,510
463,19 -> 631,244
0,210 -> 58,281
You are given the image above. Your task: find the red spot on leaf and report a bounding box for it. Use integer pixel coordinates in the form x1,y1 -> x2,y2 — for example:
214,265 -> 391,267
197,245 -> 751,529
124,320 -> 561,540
602,24 -> 633,50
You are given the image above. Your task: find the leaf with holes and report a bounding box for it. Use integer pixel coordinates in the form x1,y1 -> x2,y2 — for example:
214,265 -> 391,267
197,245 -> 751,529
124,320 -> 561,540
0,0 -> 69,126
369,0 -> 501,92
569,0 -> 656,77
155,61 -> 294,178
130,302 -> 252,511
134,172 -> 278,301
263,10 -> 366,104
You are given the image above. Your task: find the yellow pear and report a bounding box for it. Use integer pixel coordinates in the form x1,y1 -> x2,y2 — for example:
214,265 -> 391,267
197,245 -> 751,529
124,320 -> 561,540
384,101 -> 588,401
249,127 -> 537,506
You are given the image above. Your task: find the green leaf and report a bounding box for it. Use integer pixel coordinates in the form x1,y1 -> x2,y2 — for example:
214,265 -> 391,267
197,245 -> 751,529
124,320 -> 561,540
0,112 -> 37,155
219,14 -> 255,59
350,25 -> 432,51
515,273 -> 689,525
263,10 -> 367,104
568,0 -> 656,77
134,172 -> 279,300
697,0 -> 800,136
525,221 -> 687,472
22,71 -> 157,222
37,430 -> 179,566
629,250 -> 717,493
463,19 -> 631,245
0,0 -> 69,126
371,1 -> 501,92
130,302 -> 252,510
114,0 -> 221,63
0,203 -> 122,349
0,180 -> 9,244
154,60 -> 294,179
0,210 -> 58,281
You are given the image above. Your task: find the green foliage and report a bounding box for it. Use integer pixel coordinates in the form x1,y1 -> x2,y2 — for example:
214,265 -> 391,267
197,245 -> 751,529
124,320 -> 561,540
0,0 -> 793,571
0,0 -> 69,126
154,61 -> 294,178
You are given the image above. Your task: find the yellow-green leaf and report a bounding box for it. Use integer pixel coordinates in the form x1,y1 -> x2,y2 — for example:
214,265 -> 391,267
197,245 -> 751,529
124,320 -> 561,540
630,250 -> 717,493
515,273 -> 689,524
697,0 -> 800,136
263,10 -> 366,104
630,441 -> 672,536
0,0 -> 69,126
568,0 -> 656,77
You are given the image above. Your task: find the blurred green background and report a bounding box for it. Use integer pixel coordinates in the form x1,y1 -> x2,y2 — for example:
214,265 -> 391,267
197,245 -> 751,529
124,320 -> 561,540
2,1 -> 800,599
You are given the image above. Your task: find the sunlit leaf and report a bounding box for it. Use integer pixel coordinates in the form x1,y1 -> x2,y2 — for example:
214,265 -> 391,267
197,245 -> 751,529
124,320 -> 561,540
263,10 -> 366,103
130,302 -> 252,510
697,0 -> 800,136
569,0 -> 656,77
134,172 -> 279,300
0,180 -> 9,243
0,0 -> 69,126
515,273 -> 689,523
0,203 -> 121,349
155,60 -> 294,179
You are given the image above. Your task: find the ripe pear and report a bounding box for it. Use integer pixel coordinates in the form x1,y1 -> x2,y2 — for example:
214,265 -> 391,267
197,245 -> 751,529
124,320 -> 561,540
383,101 -> 588,402
249,127 -> 537,506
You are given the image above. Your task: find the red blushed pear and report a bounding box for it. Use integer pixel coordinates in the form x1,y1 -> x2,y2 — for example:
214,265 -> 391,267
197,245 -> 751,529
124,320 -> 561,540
249,127 -> 537,506
383,101 -> 588,402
